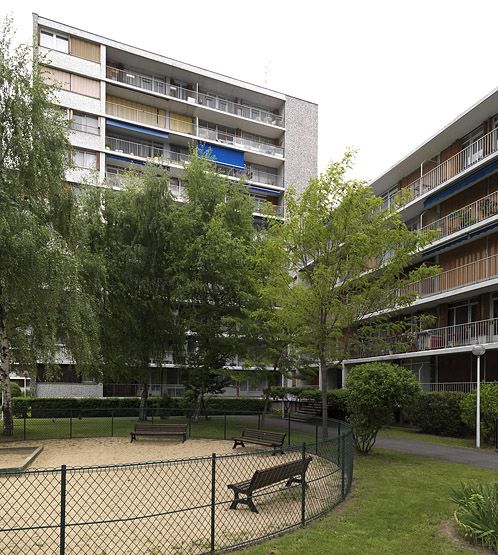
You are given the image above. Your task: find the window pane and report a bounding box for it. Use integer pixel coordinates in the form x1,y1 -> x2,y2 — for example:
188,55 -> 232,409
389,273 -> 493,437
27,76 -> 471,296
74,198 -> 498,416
73,151 -> 84,167
40,31 -> 53,48
85,152 -> 97,169
55,35 -> 69,53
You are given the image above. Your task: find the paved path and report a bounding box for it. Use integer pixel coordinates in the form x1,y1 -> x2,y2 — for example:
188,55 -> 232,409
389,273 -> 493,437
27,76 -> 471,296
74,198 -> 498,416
375,436 -> 498,470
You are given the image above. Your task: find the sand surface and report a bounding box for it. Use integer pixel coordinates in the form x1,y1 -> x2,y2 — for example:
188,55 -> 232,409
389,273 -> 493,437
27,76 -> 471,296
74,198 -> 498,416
0,437 -> 342,555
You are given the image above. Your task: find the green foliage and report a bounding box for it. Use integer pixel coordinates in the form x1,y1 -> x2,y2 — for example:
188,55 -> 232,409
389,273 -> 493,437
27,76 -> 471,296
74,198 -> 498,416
9,383 -> 22,398
346,362 -> 421,453
0,17 -> 102,435
12,397 -> 30,418
451,483 -> 498,551
203,396 -> 265,414
407,392 -> 470,437
460,383 -> 498,443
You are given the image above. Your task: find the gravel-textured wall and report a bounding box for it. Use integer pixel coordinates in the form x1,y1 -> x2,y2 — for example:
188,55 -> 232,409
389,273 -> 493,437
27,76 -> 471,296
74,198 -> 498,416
284,96 -> 318,193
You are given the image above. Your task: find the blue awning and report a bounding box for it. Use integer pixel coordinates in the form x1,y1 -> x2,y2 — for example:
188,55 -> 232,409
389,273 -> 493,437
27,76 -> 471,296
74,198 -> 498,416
106,154 -> 145,165
198,143 -> 245,170
249,186 -> 282,197
424,159 -> 498,209
106,118 -> 169,139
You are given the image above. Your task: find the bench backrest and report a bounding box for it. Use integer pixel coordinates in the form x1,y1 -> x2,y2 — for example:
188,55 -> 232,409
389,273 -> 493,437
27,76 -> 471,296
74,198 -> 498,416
134,423 -> 187,432
242,428 -> 286,444
249,456 -> 312,491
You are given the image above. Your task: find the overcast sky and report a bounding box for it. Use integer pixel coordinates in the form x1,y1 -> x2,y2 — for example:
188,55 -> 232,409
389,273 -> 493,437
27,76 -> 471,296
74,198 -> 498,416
7,0 -> 498,183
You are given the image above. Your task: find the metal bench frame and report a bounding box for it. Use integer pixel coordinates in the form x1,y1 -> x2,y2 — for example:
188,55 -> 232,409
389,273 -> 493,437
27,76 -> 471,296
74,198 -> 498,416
232,428 -> 286,455
130,423 -> 187,443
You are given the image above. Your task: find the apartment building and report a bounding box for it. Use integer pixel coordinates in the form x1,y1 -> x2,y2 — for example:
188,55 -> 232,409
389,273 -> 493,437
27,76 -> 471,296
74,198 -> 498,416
32,14 -> 318,398
342,87 -> 498,394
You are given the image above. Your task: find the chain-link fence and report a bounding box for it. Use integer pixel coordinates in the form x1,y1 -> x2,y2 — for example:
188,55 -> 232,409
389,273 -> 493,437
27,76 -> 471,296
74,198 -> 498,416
0,416 -> 353,554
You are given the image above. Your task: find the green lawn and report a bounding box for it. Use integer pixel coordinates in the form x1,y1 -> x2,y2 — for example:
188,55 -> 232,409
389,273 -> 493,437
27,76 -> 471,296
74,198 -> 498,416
241,449 -> 496,555
378,427 -> 476,449
9,414 -> 317,445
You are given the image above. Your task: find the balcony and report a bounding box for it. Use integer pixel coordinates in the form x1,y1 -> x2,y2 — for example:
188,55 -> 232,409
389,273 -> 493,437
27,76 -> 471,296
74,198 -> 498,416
252,199 -> 284,218
395,127 -> 498,207
198,125 -> 284,157
352,317 -> 498,359
106,101 -> 284,157
400,253 -> 498,301
105,136 -> 189,165
106,65 -> 284,127
420,382 -> 479,393
421,189 -> 498,242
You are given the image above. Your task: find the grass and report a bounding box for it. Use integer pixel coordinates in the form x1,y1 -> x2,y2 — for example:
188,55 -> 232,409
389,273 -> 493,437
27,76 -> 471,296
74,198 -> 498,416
240,449 -> 497,555
378,426 -> 476,449
9,414 -> 317,445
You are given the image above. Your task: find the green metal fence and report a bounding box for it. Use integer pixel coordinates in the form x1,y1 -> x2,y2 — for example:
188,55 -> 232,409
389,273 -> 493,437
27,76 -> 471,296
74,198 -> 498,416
0,416 -> 353,554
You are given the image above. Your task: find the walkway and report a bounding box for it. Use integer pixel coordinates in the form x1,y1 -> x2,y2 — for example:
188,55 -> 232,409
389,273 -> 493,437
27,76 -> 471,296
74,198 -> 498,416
375,436 -> 498,470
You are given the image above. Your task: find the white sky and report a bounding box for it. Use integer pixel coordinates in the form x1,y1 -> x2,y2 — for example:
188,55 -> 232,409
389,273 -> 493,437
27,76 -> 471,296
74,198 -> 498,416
6,0 -> 498,183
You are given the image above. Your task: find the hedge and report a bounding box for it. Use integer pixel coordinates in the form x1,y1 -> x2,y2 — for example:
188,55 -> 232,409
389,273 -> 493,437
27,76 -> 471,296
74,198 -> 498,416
406,391 -> 470,437
268,386 -> 349,420
13,395 -> 266,418
460,383 -> 498,443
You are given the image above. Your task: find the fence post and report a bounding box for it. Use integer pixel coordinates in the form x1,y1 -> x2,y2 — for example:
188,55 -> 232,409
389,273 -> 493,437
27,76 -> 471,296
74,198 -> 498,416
496,418 -> 498,452
111,410 -> 114,437
315,422 -> 318,454
23,414 -> 26,440
69,410 -> 72,439
60,465 -> 67,555
257,413 -> 261,430
188,418 -> 192,438
210,453 -> 216,553
301,442 -> 306,526
287,411 -> 291,446
337,425 -> 341,466
223,413 -> 227,440
341,434 -> 346,500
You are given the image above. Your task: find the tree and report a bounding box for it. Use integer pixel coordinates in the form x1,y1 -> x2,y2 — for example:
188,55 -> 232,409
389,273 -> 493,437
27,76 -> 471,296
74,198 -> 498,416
174,154 -> 257,421
82,164 -> 182,419
276,151 -> 438,437
0,18 -> 101,435
345,362 -> 420,453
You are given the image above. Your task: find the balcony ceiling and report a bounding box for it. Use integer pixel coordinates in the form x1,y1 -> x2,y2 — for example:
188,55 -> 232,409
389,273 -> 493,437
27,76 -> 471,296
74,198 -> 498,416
371,86 -> 498,197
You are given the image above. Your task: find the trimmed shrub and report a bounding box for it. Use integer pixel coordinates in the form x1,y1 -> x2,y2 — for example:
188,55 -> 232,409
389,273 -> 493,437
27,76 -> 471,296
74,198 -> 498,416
12,398 -> 30,418
408,391 -> 470,437
327,388 -> 349,420
10,382 -> 22,398
346,362 -> 421,454
204,396 -> 265,414
460,383 -> 498,444
451,483 -> 498,551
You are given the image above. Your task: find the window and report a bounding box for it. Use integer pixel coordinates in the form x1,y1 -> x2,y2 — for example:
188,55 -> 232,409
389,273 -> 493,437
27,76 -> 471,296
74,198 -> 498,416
43,67 -> 100,99
448,301 -> 478,326
39,29 -> 69,53
70,112 -> 99,135
462,126 -> 484,167
73,150 -> 97,169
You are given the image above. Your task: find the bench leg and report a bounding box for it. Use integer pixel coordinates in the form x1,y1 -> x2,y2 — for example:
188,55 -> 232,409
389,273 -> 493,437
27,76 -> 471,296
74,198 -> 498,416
247,496 -> 259,514
232,440 -> 245,449
130,434 -> 135,443
230,492 -> 241,510
285,476 -> 302,487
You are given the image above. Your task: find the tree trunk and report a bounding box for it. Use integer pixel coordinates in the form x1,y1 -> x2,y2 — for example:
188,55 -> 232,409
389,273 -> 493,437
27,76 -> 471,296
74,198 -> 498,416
0,331 -> 13,437
320,356 -> 329,440
261,367 -> 276,427
192,387 -> 204,423
139,382 -> 148,421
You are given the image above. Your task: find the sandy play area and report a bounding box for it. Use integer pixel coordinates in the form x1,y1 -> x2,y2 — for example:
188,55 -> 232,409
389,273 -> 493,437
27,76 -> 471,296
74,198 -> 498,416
0,437 -> 342,555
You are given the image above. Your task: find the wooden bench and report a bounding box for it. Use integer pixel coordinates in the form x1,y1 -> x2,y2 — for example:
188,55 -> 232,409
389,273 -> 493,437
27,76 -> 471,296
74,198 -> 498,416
227,456 -> 312,513
130,423 -> 187,443
232,429 -> 286,455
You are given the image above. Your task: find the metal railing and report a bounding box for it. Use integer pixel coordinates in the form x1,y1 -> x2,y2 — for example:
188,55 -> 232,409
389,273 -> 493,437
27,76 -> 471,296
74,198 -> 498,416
106,65 -> 284,127
419,382 -> 479,393
70,121 -> 99,135
253,200 -> 284,217
400,253 -> 498,299
198,125 -> 284,157
106,101 -> 284,157
105,136 -> 283,187
421,189 -> 498,240
103,383 -> 185,397
352,317 -> 498,359
0,413 -> 353,554
106,136 -> 189,165
394,127 -> 498,206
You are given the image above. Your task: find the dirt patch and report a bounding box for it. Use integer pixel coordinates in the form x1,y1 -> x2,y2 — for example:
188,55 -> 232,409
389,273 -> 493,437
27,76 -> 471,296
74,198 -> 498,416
439,518 -> 493,553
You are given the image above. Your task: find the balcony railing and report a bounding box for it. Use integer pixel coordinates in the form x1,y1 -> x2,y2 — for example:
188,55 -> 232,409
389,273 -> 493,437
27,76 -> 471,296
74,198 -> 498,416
105,137 -> 284,190
400,253 -> 498,300
106,136 -> 189,165
105,171 -> 187,201
253,200 -> 284,217
420,382 -> 479,393
106,66 -> 284,127
394,127 -> 498,207
106,101 -> 284,157
103,383 -> 185,398
421,189 -> 498,241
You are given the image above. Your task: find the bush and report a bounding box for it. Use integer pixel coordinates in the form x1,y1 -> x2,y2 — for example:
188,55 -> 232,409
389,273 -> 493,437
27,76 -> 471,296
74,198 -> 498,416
451,483 -> 498,551
408,392 -> 470,437
327,388 -> 349,420
9,382 -> 22,398
204,396 -> 266,414
460,384 -> 498,444
346,362 -> 421,454
12,398 -> 30,418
